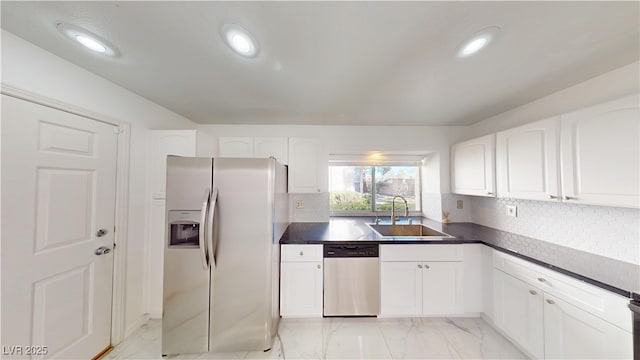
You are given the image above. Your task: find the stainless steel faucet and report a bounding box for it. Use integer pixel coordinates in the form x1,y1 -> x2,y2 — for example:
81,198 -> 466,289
391,195 -> 408,225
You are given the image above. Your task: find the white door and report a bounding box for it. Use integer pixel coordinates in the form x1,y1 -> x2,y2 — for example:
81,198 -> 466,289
422,262 -> 464,315
280,262 -> 323,317
493,270 -> 544,359
217,137 -> 253,158
1,95 -> 118,359
380,262 -> 422,316
543,294 -> 632,359
496,117 -> 560,201
560,95 -> 639,208
451,134 -> 496,197
288,137 -> 328,193
254,137 -> 288,165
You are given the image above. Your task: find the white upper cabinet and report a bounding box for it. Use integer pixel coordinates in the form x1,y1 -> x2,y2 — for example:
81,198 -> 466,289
254,137 -> 288,164
288,137 -> 328,193
451,134 -> 495,197
218,137 -> 253,157
560,95 -> 639,208
151,130 -> 197,199
496,117 -> 560,201
218,137 -> 288,164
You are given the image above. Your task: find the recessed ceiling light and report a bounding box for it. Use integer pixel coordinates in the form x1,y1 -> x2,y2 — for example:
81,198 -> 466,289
75,35 -> 107,53
221,24 -> 259,58
457,27 -> 500,58
57,23 -> 119,57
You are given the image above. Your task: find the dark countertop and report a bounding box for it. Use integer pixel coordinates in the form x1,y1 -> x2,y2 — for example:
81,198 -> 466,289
280,217 -> 640,300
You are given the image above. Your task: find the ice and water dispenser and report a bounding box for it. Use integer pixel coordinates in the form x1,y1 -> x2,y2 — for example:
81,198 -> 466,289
167,210 -> 201,247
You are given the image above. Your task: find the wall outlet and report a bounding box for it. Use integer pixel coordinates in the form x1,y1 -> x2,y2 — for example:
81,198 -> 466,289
295,200 -> 304,209
456,200 -> 463,209
506,205 -> 517,217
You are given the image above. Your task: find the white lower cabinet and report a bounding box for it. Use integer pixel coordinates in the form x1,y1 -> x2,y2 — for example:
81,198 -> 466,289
493,269 -> 544,359
280,245 -> 323,317
380,245 -> 464,316
493,251 -> 632,359
380,262 -> 422,316
543,294 -> 632,359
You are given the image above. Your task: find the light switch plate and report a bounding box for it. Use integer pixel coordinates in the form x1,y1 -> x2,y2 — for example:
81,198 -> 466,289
506,205 -> 517,217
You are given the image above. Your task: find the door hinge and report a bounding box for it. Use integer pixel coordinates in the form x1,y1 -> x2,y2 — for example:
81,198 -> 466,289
113,243 -> 117,249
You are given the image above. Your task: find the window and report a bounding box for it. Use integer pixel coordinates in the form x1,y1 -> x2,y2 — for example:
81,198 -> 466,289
329,161 -> 422,215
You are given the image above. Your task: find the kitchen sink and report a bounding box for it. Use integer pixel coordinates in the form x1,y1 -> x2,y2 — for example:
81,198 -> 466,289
367,224 -> 455,238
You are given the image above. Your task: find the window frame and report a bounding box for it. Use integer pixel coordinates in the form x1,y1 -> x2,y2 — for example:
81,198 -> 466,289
329,160 -> 423,217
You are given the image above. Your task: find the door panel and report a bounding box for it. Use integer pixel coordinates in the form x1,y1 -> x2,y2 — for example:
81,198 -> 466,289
544,294 -> 632,359
422,262 -> 463,315
493,270 -> 544,359
1,95 -> 118,359
496,117 -> 559,200
561,95 -> 639,207
380,262 -> 422,316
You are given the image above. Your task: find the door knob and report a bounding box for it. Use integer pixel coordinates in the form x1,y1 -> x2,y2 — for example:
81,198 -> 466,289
96,228 -> 108,237
95,246 -> 112,255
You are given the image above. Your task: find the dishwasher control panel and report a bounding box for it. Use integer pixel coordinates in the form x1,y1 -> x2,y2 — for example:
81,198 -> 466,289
323,244 -> 379,258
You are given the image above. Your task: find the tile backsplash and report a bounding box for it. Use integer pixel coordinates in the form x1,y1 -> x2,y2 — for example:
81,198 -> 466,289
470,197 -> 640,265
290,193 -> 330,222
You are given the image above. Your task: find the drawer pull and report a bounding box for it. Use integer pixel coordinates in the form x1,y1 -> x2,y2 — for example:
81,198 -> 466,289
546,299 -> 555,305
529,290 -> 537,295
418,264 -> 423,269
537,277 -> 546,283
299,251 -> 304,256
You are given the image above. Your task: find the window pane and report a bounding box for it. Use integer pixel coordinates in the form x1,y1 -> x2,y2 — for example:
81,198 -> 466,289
374,166 -> 419,211
329,166 -> 372,211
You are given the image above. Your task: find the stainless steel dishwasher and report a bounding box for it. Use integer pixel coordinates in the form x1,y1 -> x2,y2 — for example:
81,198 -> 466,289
323,244 -> 379,316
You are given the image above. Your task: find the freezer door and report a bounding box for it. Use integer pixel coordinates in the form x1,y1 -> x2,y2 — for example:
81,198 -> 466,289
209,158 -> 280,352
162,156 -> 212,355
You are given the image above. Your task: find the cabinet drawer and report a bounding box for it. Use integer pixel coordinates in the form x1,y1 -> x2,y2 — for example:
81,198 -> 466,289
493,250 -> 631,332
381,245 -> 462,262
281,244 -> 323,262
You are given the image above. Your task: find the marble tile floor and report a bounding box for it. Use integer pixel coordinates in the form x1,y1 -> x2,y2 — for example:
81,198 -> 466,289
104,317 -> 527,360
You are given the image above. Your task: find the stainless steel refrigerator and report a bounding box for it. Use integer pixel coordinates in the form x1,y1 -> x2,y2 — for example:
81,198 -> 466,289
162,156 -> 288,356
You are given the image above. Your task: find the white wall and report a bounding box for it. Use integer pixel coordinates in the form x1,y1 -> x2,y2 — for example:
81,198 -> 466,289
460,61 -> 639,140
1,30 -> 197,335
460,61 -> 640,265
198,124 -> 465,221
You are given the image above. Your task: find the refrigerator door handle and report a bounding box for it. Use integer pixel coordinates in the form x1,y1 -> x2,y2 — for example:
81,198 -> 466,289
199,188 -> 210,270
207,188 -> 218,269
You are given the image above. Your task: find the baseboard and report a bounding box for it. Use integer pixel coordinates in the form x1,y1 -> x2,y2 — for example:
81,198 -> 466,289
124,314 -> 150,339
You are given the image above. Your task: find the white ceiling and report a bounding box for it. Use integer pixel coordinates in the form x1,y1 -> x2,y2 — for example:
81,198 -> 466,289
1,1 -> 638,126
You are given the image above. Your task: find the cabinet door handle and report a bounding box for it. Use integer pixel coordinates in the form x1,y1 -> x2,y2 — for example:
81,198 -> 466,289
424,264 -> 430,269
548,194 -> 558,199
317,264 -> 321,269
563,196 -> 576,200
546,299 -> 555,305
537,277 -> 546,283
487,192 -> 494,195
529,290 -> 537,295
299,251 -> 304,256
418,264 -> 423,269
